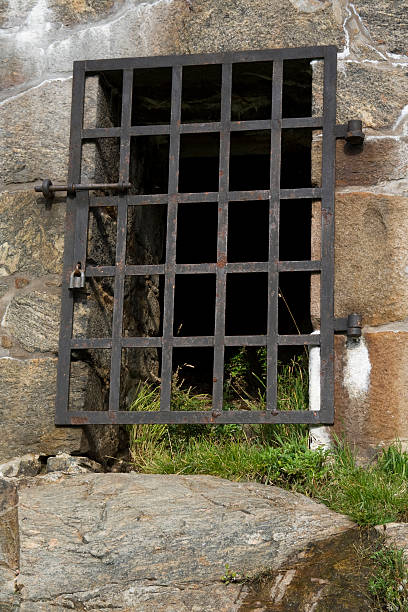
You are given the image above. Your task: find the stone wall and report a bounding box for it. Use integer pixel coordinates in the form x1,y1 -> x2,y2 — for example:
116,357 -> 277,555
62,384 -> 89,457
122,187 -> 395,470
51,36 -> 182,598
0,0 -> 407,461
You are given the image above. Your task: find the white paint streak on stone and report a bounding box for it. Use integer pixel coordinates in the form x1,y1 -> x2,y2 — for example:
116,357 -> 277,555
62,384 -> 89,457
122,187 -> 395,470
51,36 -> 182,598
337,1 -> 377,62
340,58 -> 408,67
0,0 -> 174,102
288,0 -> 330,13
46,0 -> 174,69
338,181 -> 408,197
308,334 -> 320,412
365,135 -> 402,141
365,320 -> 408,334
309,426 -> 332,450
308,331 -> 332,450
337,1 -> 408,66
337,1 -> 352,60
15,0 -> 52,45
394,105 -> 408,135
1,303 -> 11,328
344,337 -> 371,400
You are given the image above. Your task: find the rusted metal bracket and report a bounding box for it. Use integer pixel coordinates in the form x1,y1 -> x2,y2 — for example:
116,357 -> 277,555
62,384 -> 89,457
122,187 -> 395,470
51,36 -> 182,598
334,313 -> 362,338
34,179 -> 131,209
335,120 -> 364,145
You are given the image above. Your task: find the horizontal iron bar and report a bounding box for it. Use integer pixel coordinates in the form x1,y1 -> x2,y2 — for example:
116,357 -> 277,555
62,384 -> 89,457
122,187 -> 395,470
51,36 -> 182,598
282,117 -> 323,128
180,122 -> 221,133
88,190 -> 320,207
177,192 -> 219,203
70,334 -> 321,350
228,190 -> 270,201
61,408 -> 330,426
85,261 -> 322,277
86,266 -> 116,276
227,262 -> 267,272
176,263 -> 216,273
279,334 -> 320,346
225,335 -> 267,346
130,125 -> 170,136
278,260 -> 321,272
82,45 -> 333,72
280,188 -> 322,199
71,338 -> 112,349
82,117 -> 324,140
230,120 -> 270,131
82,127 -> 121,138
125,265 -> 165,275
121,337 -> 161,347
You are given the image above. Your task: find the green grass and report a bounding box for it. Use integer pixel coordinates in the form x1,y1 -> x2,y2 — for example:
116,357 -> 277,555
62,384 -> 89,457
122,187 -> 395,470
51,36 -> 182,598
368,542 -> 408,611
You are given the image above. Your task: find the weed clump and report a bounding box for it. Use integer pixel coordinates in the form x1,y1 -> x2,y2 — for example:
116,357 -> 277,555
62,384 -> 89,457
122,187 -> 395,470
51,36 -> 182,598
368,542 -> 408,611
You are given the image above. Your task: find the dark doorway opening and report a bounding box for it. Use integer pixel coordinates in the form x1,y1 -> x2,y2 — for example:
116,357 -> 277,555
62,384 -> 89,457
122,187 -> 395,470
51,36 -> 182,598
84,58 -> 316,406
170,59 -> 314,394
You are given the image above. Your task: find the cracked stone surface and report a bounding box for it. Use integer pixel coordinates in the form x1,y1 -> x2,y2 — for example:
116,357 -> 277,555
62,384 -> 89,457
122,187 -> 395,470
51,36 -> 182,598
0,79 -> 72,185
353,0 -> 408,58
176,0 -> 344,55
0,477 -> 19,610
0,190 -> 65,276
313,61 -> 408,130
3,289 -> 112,353
13,473 -> 354,611
0,357 -> 90,462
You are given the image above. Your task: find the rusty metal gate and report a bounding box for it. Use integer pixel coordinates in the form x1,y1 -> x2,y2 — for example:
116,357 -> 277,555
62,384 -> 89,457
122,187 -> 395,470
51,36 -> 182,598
41,45 -> 363,426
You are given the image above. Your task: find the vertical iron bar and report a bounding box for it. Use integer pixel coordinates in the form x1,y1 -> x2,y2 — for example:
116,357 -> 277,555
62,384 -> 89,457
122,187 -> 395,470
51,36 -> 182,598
319,48 -> 337,422
55,61 -> 85,423
109,69 -> 133,411
119,69 -> 133,183
160,65 -> 182,411
212,63 -> 232,411
266,60 -> 283,411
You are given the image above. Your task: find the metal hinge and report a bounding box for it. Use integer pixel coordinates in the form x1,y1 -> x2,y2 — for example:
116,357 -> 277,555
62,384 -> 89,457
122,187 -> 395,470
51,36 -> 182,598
335,120 -> 365,145
334,313 -> 362,338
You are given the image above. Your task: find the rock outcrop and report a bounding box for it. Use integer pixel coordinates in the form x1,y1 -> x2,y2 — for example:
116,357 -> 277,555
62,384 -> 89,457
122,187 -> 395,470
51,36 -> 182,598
0,473 -> 356,611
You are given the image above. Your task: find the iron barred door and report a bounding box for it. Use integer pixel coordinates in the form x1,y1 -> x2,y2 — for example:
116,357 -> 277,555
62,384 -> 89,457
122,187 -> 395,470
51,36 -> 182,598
54,46 -> 350,426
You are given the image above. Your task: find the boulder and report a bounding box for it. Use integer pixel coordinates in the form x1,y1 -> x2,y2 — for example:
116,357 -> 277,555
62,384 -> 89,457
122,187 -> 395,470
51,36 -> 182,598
15,473 -> 354,611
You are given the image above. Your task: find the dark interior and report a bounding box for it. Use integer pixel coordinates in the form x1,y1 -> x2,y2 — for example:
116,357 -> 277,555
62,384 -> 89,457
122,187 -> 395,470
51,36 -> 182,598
171,59 -> 314,392
87,60 -> 315,400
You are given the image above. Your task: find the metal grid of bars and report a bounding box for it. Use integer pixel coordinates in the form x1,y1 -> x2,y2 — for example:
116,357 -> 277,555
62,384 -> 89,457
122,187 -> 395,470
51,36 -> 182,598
56,45 -> 338,425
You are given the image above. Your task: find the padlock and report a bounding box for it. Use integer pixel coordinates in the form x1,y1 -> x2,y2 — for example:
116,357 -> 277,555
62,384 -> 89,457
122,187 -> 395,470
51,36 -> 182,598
69,263 -> 85,290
